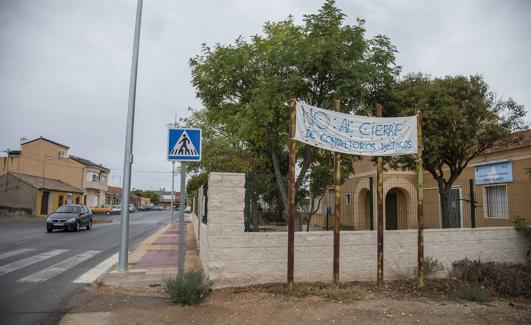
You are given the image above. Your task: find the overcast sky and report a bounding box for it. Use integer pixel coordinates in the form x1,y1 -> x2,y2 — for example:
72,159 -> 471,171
1,0 -> 530,191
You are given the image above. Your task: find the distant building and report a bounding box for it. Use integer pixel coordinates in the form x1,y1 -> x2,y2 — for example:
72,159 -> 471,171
154,190 -> 182,209
69,156 -> 109,208
0,172 -> 83,216
105,186 -> 122,206
0,136 -> 109,210
105,186 -> 151,208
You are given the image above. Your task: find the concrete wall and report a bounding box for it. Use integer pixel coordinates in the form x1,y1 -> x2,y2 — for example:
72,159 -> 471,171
0,174 -> 37,214
192,172 -> 530,288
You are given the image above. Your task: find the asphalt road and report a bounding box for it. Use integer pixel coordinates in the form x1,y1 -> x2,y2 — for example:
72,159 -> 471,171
0,210 -> 172,325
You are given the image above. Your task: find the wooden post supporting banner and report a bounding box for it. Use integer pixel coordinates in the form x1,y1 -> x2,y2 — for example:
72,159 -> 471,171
333,99 -> 341,285
369,177 -> 374,231
376,104 -> 384,287
416,108 -> 425,288
287,98 -> 296,290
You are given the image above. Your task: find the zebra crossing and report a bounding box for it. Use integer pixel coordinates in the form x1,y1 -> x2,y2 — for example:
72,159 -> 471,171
0,248 -> 114,284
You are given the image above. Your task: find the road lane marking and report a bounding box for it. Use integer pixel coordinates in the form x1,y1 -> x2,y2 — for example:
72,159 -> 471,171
18,250 -> 101,282
0,248 -> 34,261
0,249 -> 68,277
73,252 -> 118,283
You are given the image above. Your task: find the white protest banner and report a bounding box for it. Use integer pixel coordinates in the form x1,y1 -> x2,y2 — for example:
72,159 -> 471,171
295,102 -> 417,156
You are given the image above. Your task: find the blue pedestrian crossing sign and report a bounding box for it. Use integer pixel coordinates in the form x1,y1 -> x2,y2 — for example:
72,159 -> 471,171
167,128 -> 202,161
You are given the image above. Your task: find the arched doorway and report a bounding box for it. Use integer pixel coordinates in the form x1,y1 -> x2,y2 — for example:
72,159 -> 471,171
385,188 -> 408,230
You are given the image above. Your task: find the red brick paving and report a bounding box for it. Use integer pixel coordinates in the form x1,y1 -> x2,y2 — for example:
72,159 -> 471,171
133,250 -> 178,269
153,235 -> 178,244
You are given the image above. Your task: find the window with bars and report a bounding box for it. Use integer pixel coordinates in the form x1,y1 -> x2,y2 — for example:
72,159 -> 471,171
345,193 -> 352,205
483,184 -> 508,219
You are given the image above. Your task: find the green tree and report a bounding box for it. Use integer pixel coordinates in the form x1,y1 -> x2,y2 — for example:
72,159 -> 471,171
131,189 -> 160,205
385,74 -> 526,226
189,0 -> 399,217
186,172 -> 208,195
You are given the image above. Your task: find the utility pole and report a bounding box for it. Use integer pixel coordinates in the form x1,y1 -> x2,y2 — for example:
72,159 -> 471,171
177,162 -> 186,277
118,0 -> 143,273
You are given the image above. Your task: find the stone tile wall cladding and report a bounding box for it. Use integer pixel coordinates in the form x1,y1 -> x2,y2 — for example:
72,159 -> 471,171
193,173 -> 529,288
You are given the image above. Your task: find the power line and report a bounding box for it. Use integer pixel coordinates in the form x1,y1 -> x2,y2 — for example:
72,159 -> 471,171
109,168 -> 171,174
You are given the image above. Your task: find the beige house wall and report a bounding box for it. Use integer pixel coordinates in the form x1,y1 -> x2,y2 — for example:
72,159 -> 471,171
315,145 -> 531,229
0,139 -> 85,189
36,190 -> 83,216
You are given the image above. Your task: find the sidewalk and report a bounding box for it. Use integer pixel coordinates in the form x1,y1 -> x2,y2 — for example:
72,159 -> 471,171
94,215 -> 200,294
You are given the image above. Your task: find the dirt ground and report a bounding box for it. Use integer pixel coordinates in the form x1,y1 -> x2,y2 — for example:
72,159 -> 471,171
61,280 -> 531,325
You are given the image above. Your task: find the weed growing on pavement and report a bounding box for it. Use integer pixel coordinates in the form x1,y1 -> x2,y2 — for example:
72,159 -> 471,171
455,283 -> 491,303
164,269 -> 213,305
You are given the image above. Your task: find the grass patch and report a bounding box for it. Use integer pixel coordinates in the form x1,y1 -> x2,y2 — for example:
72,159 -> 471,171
163,269 -> 213,305
290,283 -> 366,303
455,283 -> 491,303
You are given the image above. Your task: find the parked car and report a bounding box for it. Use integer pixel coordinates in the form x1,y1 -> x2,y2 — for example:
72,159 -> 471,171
137,206 -> 147,211
91,205 -> 113,215
129,204 -> 136,213
46,205 -> 92,232
112,205 -> 122,214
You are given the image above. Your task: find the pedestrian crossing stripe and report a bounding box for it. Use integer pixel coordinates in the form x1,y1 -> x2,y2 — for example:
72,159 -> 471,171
0,248 -> 34,261
0,249 -> 68,277
18,250 -> 101,282
169,130 -> 198,156
167,128 -> 202,161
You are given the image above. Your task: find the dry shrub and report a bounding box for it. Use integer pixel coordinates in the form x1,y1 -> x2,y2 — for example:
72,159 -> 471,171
452,259 -> 531,297
164,269 -> 213,305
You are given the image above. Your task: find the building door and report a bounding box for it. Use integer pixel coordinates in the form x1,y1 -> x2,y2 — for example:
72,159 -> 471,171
385,191 -> 398,230
442,188 -> 462,228
41,191 -> 50,215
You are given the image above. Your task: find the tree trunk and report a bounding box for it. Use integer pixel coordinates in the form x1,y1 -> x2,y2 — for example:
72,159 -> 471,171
266,128 -> 288,220
438,185 -> 451,228
295,144 -> 312,189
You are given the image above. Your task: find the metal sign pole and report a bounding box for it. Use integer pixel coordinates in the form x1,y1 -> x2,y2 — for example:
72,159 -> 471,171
178,162 -> 186,277
171,161 -> 175,224
118,0 -> 143,273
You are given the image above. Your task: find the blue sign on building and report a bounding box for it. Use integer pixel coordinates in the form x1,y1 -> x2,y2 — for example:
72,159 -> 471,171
474,160 -> 513,185
167,128 -> 202,161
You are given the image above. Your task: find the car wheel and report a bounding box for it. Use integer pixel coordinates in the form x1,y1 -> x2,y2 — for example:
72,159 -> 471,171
46,227 -> 52,233
86,220 -> 92,230
106,211 -> 111,215
74,221 -> 80,232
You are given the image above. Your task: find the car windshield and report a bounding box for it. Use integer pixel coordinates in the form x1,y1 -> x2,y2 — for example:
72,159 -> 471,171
113,205 -> 121,208
56,206 -> 80,213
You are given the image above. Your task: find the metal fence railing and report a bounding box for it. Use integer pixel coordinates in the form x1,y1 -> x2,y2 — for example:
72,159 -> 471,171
244,173 -> 530,232
195,180 -> 208,224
